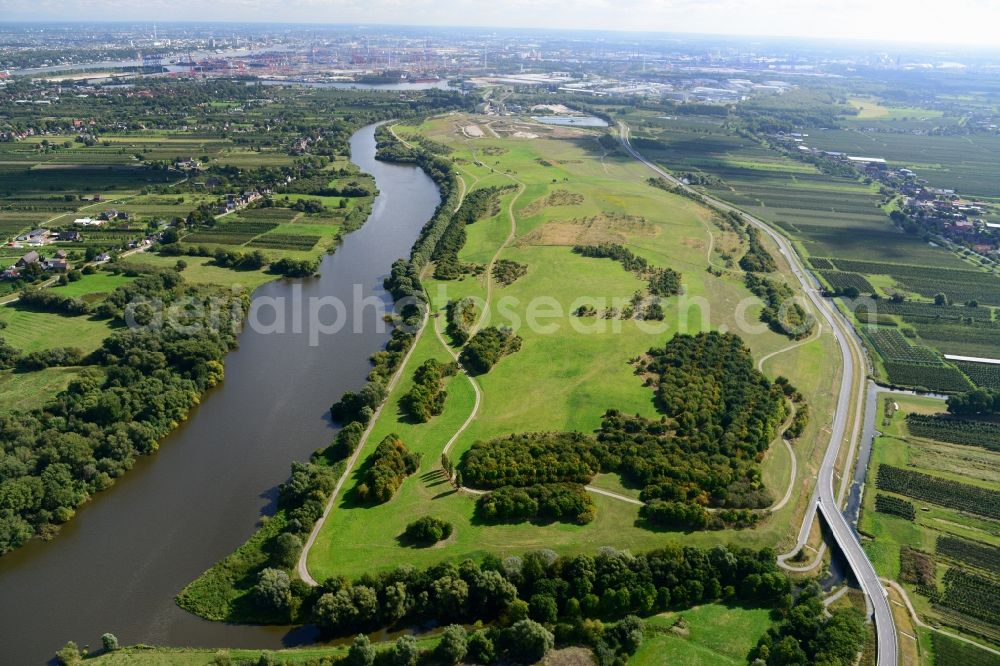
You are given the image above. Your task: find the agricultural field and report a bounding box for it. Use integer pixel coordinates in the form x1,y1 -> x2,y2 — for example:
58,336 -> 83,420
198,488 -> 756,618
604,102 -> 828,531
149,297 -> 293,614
306,112 -> 843,583
615,110 -> 1000,391
802,129 -> 1000,201
860,393 -> 1000,648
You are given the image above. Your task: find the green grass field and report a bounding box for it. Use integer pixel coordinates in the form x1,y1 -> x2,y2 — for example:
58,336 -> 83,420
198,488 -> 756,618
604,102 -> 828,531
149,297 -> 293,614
0,303 -> 119,354
306,113 -> 842,582
0,366 -> 88,413
49,272 -> 135,300
629,604 -> 774,665
122,254 -> 278,291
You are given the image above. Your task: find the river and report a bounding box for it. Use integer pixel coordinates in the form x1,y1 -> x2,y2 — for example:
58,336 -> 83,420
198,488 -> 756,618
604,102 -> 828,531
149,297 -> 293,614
0,123 -> 441,664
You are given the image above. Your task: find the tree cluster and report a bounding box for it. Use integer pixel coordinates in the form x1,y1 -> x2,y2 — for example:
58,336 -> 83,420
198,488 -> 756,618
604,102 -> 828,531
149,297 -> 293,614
270,257 -> 320,278
476,483 -> 597,525
356,435 -> 420,504
402,516 -> 454,545
947,388 -> 1000,416
492,259 -> 528,286
748,582 -> 866,666
400,358 -> 458,423
738,225 -> 778,273
459,326 -> 522,374
744,273 -> 816,340
445,298 -> 476,345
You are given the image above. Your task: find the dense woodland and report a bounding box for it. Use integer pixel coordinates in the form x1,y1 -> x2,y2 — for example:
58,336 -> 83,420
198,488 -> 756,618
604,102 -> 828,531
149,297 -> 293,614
460,332 -> 788,529
432,185 -> 515,279
748,582 -> 867,666
0,267 -> 247,553
476,483 -> 597,525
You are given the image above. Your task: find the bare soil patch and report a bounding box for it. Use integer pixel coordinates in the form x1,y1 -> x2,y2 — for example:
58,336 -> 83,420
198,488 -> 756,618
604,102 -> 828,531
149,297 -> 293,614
520,189 -> 586,217
519,212 -> 658,246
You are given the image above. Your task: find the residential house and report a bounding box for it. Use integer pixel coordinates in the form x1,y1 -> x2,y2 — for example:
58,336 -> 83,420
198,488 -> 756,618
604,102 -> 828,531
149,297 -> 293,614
15,251 -> 40,268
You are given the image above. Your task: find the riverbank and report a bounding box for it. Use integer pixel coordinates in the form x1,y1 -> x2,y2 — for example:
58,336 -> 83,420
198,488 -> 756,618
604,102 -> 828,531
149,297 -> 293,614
0,122 -> 442,664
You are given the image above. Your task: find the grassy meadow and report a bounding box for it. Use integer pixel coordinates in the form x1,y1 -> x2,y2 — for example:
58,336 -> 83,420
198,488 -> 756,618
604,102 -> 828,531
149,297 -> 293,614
307,113 -> 843,582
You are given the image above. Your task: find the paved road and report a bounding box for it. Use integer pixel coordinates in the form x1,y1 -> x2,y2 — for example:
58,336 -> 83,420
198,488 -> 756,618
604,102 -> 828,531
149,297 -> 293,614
619,124 -> 897,666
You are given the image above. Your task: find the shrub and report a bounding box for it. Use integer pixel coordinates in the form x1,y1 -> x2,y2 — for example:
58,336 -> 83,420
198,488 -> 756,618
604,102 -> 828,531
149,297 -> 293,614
434,625 -> 468,665
459,326 -> 522,374
403,516 -> 454,545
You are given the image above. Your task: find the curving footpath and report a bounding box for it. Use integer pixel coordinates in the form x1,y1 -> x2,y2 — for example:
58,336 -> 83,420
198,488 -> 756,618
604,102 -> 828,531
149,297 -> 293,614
619,123 -> 897,666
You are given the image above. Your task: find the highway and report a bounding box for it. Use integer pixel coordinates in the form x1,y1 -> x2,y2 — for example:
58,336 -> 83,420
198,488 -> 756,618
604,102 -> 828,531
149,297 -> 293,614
619,123 -> 898,666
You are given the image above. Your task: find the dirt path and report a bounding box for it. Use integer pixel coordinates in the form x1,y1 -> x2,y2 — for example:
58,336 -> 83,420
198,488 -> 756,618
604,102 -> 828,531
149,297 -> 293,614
883,578 -> 1000,657
436,178 -> 523,475
585,486 -> 644,506
757,323 -> 822,372
297,130 -> 470,586
297,306 -> 429,586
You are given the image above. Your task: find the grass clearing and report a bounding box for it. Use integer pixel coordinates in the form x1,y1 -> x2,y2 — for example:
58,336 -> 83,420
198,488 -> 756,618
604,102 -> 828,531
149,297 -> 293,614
0,366 -> 88,412
629,603 -> 774,665
122,253 -> 278,291
0,303 -> 119,353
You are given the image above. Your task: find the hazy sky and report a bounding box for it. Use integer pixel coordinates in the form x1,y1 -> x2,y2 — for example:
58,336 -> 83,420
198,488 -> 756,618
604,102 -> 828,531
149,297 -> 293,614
2,0 -> 998,47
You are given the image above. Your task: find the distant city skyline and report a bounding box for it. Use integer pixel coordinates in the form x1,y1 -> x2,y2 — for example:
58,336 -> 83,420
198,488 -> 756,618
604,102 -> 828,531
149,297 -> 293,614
1,0 -> 998,49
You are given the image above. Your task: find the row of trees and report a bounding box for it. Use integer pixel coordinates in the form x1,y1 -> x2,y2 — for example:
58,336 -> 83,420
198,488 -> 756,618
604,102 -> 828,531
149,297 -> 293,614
476,483 -> 597,525
159,237 -> 319,277
297,544 -> 790,663
432,185 -> 515,280
572,243 -> 682,297
329,328 -> 415,426
738,224 -> 778,273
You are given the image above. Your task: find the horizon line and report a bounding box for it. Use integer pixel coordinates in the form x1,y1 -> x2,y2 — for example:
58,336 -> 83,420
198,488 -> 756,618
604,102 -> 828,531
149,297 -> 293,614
1,20 -> 999,53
